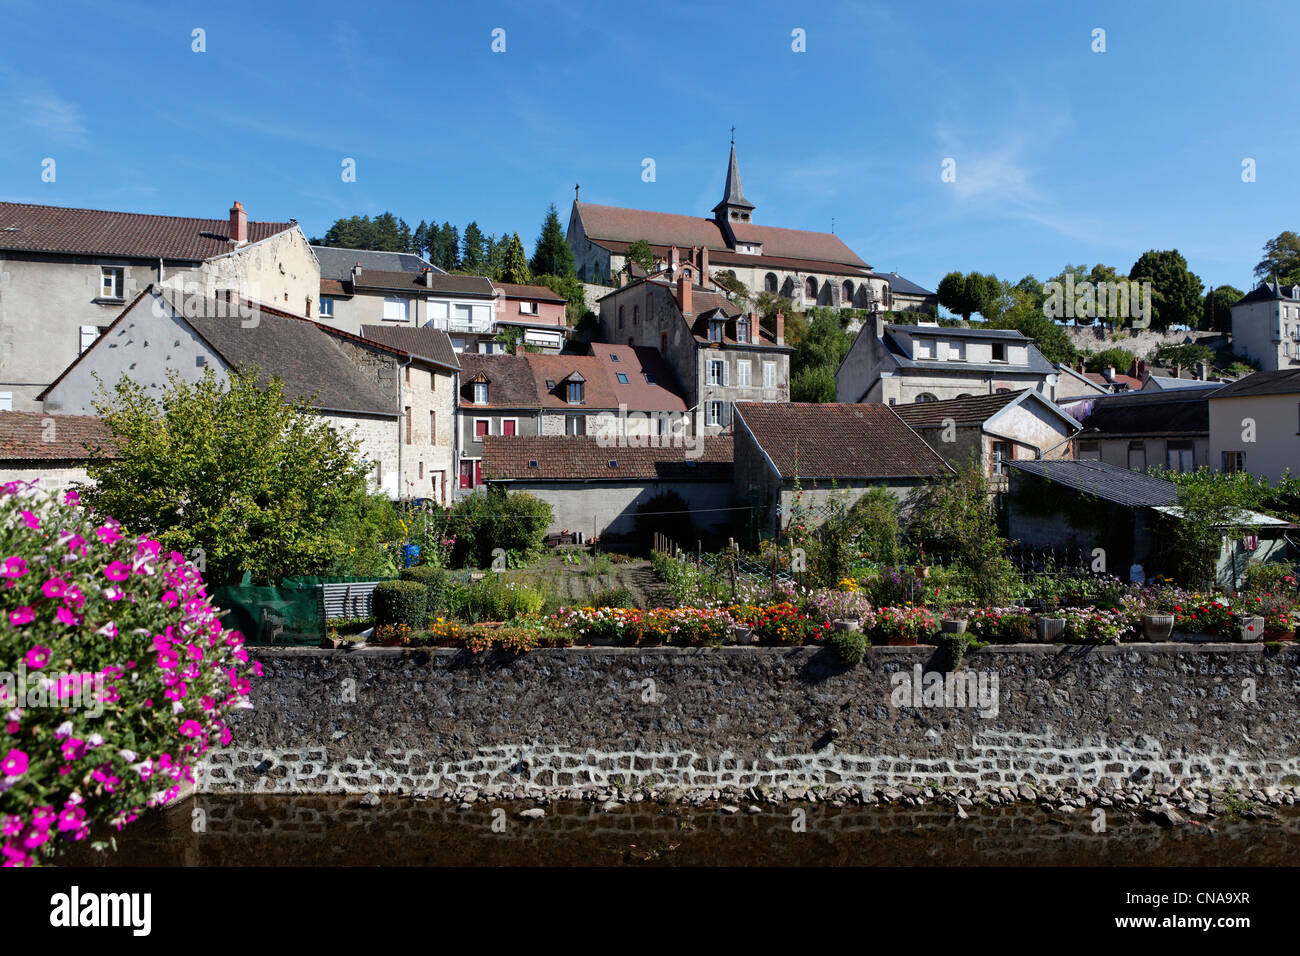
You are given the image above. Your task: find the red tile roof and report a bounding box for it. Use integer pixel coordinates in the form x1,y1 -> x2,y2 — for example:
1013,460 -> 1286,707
0,202 -> 295,261
481,435 -> 733,481
734,402 -> 951,480
587,344 -> 687,412
0,412 -> 116,461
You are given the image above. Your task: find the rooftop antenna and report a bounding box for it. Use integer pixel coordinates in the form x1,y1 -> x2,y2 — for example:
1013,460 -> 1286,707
574,183 -> 580,202
831,216 -> 836,234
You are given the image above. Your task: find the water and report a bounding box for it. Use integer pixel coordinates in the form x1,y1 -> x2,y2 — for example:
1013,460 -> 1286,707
59,795 -> 1300,866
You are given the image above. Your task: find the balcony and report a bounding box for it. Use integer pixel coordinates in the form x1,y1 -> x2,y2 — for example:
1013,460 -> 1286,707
427,316 -> 494,335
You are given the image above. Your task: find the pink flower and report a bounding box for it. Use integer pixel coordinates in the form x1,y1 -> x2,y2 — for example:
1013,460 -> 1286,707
55,607 -> 81,627
24,645 -> 50,669
0,557 -> 28,579
95,524 -> 122,546
1,750 -> 28,776
178,719 -> 203,738
41,578 -> 66,599
104,561 -> 131,582
19,510 -> 40,530
60,738 -> 86,761
57,806 -> 85,832
8,608 -> 35,627
62,490 -> 79,506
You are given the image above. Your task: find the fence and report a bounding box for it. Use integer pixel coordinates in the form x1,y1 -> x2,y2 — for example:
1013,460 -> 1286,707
214,575 -> 398,646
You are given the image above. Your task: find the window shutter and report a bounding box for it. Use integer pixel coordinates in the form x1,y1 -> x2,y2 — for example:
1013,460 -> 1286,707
79,326 -> 98,354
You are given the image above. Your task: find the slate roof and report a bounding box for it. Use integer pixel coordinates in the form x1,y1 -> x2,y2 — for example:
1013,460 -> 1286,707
889,324 -> 1029,340
870,271 -> 935,297
1008,459 -> 1180,508
456,354 -> 539,408
163,290 -> 396,416
1069,390 -> 1210,437
1142,375 -> 1223,392
883,327 -> 1056,375
358,325 -> 460,370
480,435 -> 733,481
734,402 -> 951,480
1211,368 -> 1300,398
311,246 -> 442,280
575,201 -> 869,269
892,390 -> 1029,427
1233,280 -> 1300,307
712,144 -> 753,214
0,412 -> 116,461
493,282 -> 566,302
0,201 -> 294,261
350,269 -> 495,297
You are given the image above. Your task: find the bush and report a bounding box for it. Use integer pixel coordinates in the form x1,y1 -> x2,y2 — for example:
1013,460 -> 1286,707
0,482 -> 259,866
931,632 -> 969,670
400,565 -> 448,613
373,580 -> 428,628
448,489 -> 552,568
443,576 -> 543,622
829,631 -> 867,667
589,586 -> 634,609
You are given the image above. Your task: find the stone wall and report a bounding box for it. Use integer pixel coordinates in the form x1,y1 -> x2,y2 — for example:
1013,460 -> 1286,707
202,644 -> 1300,797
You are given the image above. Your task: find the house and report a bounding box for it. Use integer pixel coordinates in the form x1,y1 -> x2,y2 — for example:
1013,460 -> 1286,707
867,271 -> 938,314
1052,363 -> 1118,399
492,282 -> 568,352
1005,459 -> 1291,587
1230,281 -> 1300,372
454,348 -> 690,492
1208,369 -> 1300,482
314,245 -> 443,323
835,317 -> 1059,406
480,434 -> 734,546
732,402 -> 952,537
37,286 -> 415,497
1061,388 -> 1214,474
0,411 -> 114,495
891,389 -> 1081,486
597,249 -> 792,432
568,142 -> 895,310
0,200 -> 318,411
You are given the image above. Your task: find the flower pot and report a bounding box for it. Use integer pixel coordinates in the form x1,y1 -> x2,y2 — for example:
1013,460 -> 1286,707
883,633 -> 919,646
1141,613 -> 1175,642
1263,629 -> 1294,642
1036,616 -> 1066,642
832,619 -> 862,633
1236,615 -> 1265,642
940,619 -> 967,635
914,565 -> 931,579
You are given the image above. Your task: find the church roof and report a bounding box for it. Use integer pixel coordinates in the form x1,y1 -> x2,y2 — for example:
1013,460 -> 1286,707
712,143 -> 754,214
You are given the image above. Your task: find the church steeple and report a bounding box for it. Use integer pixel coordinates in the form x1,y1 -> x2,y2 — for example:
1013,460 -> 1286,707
712,137 -> 755,224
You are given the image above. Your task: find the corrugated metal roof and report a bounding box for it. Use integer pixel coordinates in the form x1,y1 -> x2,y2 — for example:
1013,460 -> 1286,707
1008,459 -> 1180,508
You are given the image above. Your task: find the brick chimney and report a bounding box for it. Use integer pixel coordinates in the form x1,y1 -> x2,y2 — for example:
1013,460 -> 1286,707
669,245 -> 680,271
676,274 -> 692,314
229,201 -> 248,244
699,246 -> 709,279
1133,358 -> 1147,379
775,309 -> 785,345
1197,361 -> 1208,380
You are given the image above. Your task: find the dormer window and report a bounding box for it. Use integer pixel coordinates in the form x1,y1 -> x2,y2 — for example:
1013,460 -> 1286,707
566,379 -> 584,404
473,382 -> 488,404
991,342 -> 1007,362
737,318 -> 750,344
710,319 -> 725,342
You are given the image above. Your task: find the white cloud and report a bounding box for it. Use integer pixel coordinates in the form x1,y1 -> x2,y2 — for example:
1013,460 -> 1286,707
20,90 -> 86,143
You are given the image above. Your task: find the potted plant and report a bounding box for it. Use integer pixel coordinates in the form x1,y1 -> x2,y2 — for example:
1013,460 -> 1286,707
1035,611 -> 1066,642
940,607 -> 970,635
914,549 -> 931,580
1137,587 -> 1182,642
1240,593 -> 1296,642
1235,614 -> 1266,642
871,606 -> 937,646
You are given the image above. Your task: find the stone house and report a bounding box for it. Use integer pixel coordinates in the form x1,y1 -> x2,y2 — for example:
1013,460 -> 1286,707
1208,369 -> 1300,482
732,401 -> 952,537
0,410 -> 115,495
597,251 -> 792,432
479,434 -> 734,546
38,287 -> 404,496
1230,281 -> 1300,372
0,200 -> 318,411
891,389 -> 1080,488
836,318 -> 1059,406
1059,388 -> 1214,474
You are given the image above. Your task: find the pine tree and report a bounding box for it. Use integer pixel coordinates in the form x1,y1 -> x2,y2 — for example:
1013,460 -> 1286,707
497,233 -> 531,284
529,203 -> 575,277
438,223 -> 460,271
461,222 -> 487,273
413,221 -> 429,260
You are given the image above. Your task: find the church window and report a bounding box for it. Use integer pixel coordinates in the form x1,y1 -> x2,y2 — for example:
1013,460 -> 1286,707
764,273 -> 778,293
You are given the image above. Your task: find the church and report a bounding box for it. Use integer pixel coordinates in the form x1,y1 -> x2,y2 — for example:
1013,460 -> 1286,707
566,143 -> 932,313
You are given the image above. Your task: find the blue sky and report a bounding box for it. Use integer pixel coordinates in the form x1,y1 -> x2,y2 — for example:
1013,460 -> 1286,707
2,0 -> 1296,294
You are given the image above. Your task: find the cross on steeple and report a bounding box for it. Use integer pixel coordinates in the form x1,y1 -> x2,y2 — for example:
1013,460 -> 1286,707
730,125 -> 735,144
574,183 -> 580,201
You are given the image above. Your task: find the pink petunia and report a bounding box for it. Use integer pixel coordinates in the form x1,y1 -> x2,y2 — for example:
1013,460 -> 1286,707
95,524 -> 123,546
24,645 -> 49,669
104,561 -> 131,582
0,557 -> 28,579
55,606 -> 81,627
8,608 -> 35,628
1,750 -> 28,776
19,510 -> 40,530
62,490 -> 79,506
40,578 -> 66,599
178,719 -> 203,738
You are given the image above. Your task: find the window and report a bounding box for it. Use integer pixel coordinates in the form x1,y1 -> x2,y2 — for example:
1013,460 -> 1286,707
1222,451 -> 1246,474
737,360 -> 751,387
320,296 -> 335,317
616,373 -> 629,384
660,332 -> 668,353
709,320 -> 724,343
706,401 -> 724,427
429,411 -> 436,445
99,267 -> 124,299
473,419 -> 489,442
916,393 -> 939,403
1077,440 -> 1101,460
991,342 -> 1007,361
565,414 -> 586,436
737,318 -> 750,344
618,305 -> 625,328
1127,440 -> 1146,471
805,276 -> 818,300
383,297 -> 410,322
948,341 -> 966,361
1166,440 -> 1194,472
502,419 -> 517,436
762,361 -> 776,389
567,381 -> 584,404
78,326 -> 99,354
644,373 -> 656,385
404,406 -> 412,445
0,392 -> 10,412
473,382 -> 488,404
764,273 -> 778,293
708,360 -> 727,386
991,441 -> 1012,476
519,301 -> 539,315
633,305 -> 639,325
841,281 -> 854,305
609,353 -> 620,362
418,461 -> 424,480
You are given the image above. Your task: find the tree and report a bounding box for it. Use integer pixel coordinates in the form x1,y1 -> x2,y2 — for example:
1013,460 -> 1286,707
496,233 -> 531,284
1083,346 -> 1136,374
1253,231 -> 1300,286
790,365 -> 837,402
936,270 -> 1000,320
437,223 -> 460,271
413,221 -> 430,260
1150,342 -> 1215,372
1129,250 -> 1203,330
1157,468 -> 1260,589
461,222 -> 487,274
83,368 -> 375,585
989,288 -> 1079,365
1202,285 -> 1243,332
529,203 -> 576,277
711,270 -> 751,307
625,239 -> 656,275
534,272 -> 588,325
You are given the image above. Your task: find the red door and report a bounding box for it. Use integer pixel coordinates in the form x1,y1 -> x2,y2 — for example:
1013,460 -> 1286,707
502,419 -> 516,436
459,461 -> 473,488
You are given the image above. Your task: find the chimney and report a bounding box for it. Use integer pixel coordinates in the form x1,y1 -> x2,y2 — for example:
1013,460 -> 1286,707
423,267 -> 434,288
669,245 -> 680,270
617,270 -> 626,288
775,309 -> 785,345
1173,364 -> 1181,379
1134,359 -> 1147,379
1197,361 -> 1208,380
676,274 -> 692,314
699,246 -> 709,279
352,262 -> 362,281
229,201 -> 248,244
1103,366 -> 1115,382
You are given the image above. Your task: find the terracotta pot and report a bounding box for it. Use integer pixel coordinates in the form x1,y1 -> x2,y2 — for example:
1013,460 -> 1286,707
1263,629 -> 1295,642
884,633 -> 919,646
1141,613 -> 1175,642
914,565 -> 931,579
